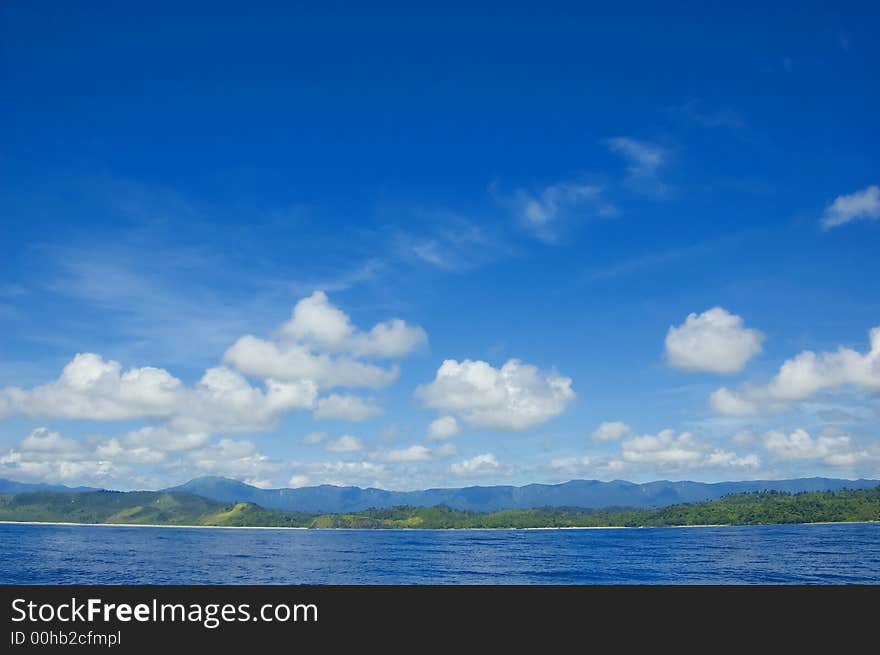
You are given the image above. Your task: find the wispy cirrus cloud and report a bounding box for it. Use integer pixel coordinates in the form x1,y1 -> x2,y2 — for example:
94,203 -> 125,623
607,137 -> 667,176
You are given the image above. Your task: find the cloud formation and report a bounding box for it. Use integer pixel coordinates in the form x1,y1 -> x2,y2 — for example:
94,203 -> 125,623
505,178 -> 617,242
761,428 -> 877,468
666,308 -> 764,373
280,291 -> 427,357
426,416 -> 460,440
450,453 -> 501,477
620,429 -> 759,469
223,291 -> 425,389
416,358 -> 575,430
711,325 -> 880,415
0,354 -> 316,431
591,421 -> 632,441
821,185 -> 880,228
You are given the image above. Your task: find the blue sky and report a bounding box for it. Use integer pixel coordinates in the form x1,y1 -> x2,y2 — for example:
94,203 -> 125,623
1,2 -> 878,490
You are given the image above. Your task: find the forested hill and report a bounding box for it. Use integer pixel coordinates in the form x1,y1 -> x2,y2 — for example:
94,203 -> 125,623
1,487 -> 878,529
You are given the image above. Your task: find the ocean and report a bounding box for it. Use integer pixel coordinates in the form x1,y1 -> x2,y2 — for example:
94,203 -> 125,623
1,522 -> 879,584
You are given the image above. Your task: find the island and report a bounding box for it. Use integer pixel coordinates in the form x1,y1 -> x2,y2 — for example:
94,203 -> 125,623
1,486 -> 878,529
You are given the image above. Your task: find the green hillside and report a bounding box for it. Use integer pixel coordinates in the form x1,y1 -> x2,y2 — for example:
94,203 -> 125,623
0,491 -> 313,527
1,486 -> 878,529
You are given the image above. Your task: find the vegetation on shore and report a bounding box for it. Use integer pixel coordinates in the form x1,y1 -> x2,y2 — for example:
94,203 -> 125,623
1,486 -> 878,529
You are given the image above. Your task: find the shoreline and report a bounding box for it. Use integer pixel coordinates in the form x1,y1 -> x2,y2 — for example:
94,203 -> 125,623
1,519 -> 877,532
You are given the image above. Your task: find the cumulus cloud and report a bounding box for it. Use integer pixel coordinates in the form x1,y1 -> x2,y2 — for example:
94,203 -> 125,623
591,421 -> 632,441
187,438 -> 281,488
620,429 -> 760,470
223,337 -> 399,389
313,394 -> 383,421
711,325 -> 880,415
450,453 -> 501,477
279,291 -> 427,357
426,415 -> 460,440
416,358 -> 575,430
288,460 -> 387,487
0,353 -> 182,420
761,428 -> 876,468
0,355 -> 316,431
383,443 -> 457,462
0,428 -> 121,487
20,427 -> 83,455
184,366 -> 317,432
222,291 -> 426,389
666,308 -> 764,373
821,185 -> 880,228
709,387 -> 760,416
385,445 -> 433,462
324,434 -> 364,453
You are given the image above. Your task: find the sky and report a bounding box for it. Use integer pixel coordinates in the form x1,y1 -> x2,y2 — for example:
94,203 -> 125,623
1,2 -> 879,491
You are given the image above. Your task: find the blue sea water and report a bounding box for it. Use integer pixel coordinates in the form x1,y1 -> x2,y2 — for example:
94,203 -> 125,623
1,522 -> 879,584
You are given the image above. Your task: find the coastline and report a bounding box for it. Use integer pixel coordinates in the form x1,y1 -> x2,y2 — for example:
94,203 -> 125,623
1,519 -> 876,531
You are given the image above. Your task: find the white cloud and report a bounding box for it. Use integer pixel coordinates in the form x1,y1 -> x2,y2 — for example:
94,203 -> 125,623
0,428 -> 122,487
324,434 -> 364,453
416,358 -> 575,430
767,327 -> 880,399
591,421 -> 632,441
119,425 -> 210,452
187,438 -> 281,487
184,366 -> 317,432
278,291 -> 427,357
290,460 -> 387,487
607,137 -> 667,178
509,181 -> 616,242
426,415 -> 460,440
313,394 -> 383,421
711,326 -> 880,415
382,443 -> 457,462
0,355 -> 316,432
547,455 -> 593,473
287,474 -> 311,488
709,387 -> 760,415
90,425 -> 210,465
94,438 -> 166,464
450,453 -> 501,476
0,353 -> 182,420
516,183 -> 604,228
666,308 -> 764,373
821,185 -> 880,228
223,337 -> 399,389
620,429 -> 760,470
385,445 -> 433,462
223,291 -> 425,389
20,427 -> 83,454
621,430 -> 705,464
761,428 -> 876,467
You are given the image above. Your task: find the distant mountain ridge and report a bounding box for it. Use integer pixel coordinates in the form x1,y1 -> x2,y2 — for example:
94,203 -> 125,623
0,479 -> 100,494
163,476 -> 880,513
